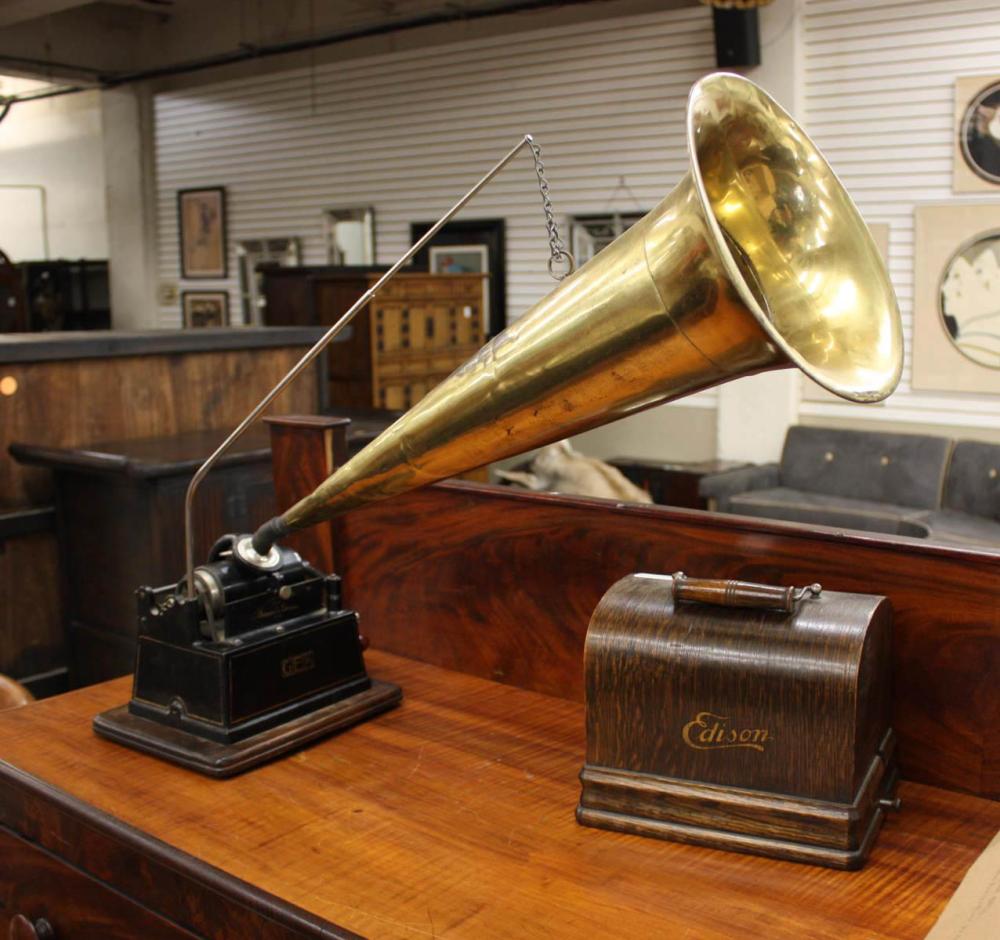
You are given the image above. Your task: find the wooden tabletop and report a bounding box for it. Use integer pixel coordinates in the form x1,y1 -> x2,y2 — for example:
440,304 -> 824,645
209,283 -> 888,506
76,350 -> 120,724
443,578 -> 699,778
1,651 -> 998,939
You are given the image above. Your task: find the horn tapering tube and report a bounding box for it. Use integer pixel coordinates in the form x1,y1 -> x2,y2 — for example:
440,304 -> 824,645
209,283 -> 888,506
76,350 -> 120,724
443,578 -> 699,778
254,72 -> 902,549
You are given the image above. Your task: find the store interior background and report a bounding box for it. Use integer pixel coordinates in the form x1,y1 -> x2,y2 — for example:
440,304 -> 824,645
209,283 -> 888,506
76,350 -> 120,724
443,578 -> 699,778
1,0 -> 998,469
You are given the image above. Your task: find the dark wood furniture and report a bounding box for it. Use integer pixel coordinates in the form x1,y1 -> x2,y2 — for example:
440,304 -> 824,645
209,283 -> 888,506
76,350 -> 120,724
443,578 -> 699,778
262,268 -> 486,409
0,506 -> 60,698
20,259 -> 110,332
0,250 -> 26,333
0,415 -> 996,937
1,327 -> 326,508
609,456 -> 749,509
0,327 -> 326,694
10,427 -> 279,687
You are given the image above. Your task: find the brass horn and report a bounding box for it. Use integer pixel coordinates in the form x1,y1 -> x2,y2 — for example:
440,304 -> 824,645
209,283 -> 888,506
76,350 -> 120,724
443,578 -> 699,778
253,72 -> 902,550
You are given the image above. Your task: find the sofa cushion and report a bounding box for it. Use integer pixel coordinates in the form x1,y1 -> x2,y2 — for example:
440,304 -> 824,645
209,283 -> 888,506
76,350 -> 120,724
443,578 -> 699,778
943,441 -> 1000,520
697,463 -> 780,512
914,509 -> 1000,548
779,426 -> 951,510
729,487 -> 919,535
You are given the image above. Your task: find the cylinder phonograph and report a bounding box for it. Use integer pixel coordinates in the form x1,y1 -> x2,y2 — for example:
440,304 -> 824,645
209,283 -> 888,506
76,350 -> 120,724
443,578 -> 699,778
94,74 -> 903,791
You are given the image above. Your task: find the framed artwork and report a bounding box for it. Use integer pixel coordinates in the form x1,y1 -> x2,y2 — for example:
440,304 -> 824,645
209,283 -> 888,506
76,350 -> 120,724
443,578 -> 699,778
954,76 -> 1000,193
410,219 -> 506,336
913,204 -> 1000,393
324,207 -> 376,265
570,212 -> 647,267
429,244 -> 488,275
178,187 -> 227,278
182,290 -> 229,328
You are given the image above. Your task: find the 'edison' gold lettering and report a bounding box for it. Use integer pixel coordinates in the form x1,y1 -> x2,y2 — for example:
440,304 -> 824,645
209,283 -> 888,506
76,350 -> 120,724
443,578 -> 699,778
682,712 -> 770,752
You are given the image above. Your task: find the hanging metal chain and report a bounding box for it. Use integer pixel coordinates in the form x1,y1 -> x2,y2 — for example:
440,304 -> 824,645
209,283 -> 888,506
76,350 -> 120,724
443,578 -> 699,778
527,135 -> 575,280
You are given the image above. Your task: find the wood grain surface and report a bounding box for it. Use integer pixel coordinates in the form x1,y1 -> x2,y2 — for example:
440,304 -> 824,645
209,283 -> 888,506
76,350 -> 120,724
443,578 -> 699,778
0,531 -> 62,682
327,482 -> 1000,800
0,652 -> 997,939
2,346 -> 317,507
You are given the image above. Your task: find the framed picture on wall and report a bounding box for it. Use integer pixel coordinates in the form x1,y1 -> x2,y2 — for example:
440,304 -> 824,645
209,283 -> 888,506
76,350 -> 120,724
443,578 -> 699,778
178,187 -> 228,278
410,219 -> 506,336
954,76 -> 1000,192
182,290 -> 230,328
429,244 -> 488,276
913,204 -> 1000,393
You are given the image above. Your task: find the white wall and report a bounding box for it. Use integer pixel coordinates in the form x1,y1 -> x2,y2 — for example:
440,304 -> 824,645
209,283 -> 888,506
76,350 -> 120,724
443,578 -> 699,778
0,80 -> 108,261
151,5 -> 717,334
150,3 -> 721,458
144,0 -> 1000,460
802,0 -> 1000,437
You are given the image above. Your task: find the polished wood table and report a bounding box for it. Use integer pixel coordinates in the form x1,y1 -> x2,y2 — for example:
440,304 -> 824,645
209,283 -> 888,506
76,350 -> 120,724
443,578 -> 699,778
1,649 -> 998,939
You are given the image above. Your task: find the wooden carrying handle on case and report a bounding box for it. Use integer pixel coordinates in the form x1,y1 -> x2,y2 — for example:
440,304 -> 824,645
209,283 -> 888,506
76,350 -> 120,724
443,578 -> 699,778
671,573 -> 822,613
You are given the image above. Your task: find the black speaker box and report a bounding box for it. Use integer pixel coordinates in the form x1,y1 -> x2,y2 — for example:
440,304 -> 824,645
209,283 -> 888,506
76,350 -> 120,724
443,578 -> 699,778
712,8 -> 761,69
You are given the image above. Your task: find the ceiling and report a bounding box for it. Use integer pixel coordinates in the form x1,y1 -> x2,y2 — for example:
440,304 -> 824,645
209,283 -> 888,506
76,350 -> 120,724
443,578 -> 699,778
0,0 -> 631,87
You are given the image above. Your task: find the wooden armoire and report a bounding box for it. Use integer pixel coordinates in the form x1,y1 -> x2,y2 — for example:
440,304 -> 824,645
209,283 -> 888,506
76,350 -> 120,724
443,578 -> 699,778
262,267 -> 488,410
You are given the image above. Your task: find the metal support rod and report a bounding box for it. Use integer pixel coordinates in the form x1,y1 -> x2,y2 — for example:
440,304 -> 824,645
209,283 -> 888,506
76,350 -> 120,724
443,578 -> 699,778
183,134 -> 536,598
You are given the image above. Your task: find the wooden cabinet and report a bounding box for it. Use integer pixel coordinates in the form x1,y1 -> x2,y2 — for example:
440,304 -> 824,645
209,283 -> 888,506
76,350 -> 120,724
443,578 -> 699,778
263,268 -> 487,410
0,827 -> 196,939
370,275 -> 484,410
10,429 -> 278,687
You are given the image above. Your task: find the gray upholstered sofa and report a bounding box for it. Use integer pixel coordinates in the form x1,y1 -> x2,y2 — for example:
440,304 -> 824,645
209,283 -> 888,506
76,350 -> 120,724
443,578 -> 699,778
699,427 -> 1000,547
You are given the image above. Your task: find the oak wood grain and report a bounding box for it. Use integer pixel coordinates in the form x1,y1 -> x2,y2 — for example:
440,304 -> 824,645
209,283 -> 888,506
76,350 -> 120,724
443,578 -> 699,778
0,653 -> 997,939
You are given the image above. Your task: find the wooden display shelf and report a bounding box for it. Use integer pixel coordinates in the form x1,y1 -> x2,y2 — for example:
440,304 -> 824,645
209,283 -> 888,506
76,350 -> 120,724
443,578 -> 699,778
1,650 -> 998,939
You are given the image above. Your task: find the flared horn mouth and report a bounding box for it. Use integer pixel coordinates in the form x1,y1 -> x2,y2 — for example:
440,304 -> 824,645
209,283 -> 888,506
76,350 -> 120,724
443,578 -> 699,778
686,72 -> 902,403
251,73 -> 905,551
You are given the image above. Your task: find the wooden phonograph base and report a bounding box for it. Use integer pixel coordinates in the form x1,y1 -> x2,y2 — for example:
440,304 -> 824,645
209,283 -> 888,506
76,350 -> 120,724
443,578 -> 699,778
578,745 -> 899,870
93,679 -> 402,779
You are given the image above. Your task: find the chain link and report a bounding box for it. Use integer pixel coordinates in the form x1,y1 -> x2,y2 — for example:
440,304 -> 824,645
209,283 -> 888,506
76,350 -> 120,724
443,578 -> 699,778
527,136 -> 575,281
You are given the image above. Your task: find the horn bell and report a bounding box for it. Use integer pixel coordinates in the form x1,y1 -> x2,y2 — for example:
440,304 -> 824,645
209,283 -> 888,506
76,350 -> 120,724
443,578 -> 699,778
265,72 -> 902,538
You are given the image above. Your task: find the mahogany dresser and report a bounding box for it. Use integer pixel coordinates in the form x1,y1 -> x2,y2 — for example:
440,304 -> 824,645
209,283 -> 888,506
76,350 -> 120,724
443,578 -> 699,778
0,415 -> 997,938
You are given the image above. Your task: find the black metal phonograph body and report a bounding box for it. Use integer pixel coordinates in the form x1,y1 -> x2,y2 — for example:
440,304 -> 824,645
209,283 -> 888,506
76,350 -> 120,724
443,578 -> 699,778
93,534 -> 400,777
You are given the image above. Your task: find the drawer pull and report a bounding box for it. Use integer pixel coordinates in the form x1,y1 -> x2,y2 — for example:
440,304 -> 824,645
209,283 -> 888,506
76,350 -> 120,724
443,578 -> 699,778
9,915 -> 56,940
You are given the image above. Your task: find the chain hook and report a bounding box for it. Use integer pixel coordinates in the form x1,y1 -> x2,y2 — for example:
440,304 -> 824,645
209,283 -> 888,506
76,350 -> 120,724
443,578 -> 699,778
527,135 -> 575,281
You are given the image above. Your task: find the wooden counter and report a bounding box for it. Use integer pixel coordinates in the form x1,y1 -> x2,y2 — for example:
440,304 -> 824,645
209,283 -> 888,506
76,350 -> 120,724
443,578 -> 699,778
1,650 -> 998,939
0,327 -> 325,694
0,327 -> 326,507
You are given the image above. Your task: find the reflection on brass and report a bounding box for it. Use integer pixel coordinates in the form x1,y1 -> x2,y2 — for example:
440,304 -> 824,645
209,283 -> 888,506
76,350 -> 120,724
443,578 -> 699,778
275,73 -> 903,535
